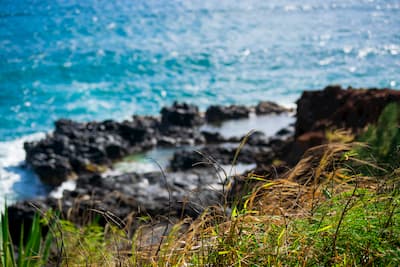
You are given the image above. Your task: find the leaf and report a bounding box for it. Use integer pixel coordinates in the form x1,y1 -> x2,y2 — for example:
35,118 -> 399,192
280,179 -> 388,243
231,206 -> 238,218
323,188 -> 332,199
315,225 -> 333,233
262,182 -> 276,189
277,228 -> 285,246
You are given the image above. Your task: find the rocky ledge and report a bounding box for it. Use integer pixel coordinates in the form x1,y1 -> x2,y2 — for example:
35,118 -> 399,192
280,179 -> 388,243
8,85 -> 400,242
24,101 -> 290,186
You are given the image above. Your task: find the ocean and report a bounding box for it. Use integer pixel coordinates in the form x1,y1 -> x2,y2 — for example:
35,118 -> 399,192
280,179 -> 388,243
1,0 -> 399,205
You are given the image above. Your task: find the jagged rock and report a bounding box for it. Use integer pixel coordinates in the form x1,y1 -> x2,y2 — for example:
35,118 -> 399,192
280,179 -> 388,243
295,85 -> 400,137
205,105 -> 250,123
255,101 -> 291,115
8,167 -> 225,239
276,127 -> 292,136
157,136 -> 177,146
201,131 -> 228,143
24,103 -> 206,186
170,150 -> 204,171
170,144 -> 271,171
246,131 -> 269,146
160,102 -> 203,127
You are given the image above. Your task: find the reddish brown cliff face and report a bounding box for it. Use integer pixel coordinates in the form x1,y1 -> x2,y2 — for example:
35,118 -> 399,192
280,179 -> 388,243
295,85 -> 400,137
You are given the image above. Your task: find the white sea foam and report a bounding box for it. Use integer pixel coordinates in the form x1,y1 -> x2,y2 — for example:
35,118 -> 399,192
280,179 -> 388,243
0,132 -> 48,210
50,180 -> 76,199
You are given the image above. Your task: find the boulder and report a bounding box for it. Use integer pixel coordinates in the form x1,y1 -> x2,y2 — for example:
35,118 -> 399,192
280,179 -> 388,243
246,131 -> 269,146
201,131 -> 228,144
205,105 -> 250,123
160,102 -> 203,127
255,101 -> 291,115
170,150 -> 204,171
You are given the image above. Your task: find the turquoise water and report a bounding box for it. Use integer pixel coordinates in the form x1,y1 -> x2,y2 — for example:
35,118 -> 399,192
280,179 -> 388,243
0,0 -> 399,205
1,0 -> 399,141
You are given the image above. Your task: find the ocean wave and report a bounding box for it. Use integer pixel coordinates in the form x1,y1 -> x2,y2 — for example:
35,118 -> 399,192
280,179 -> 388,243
0,132 -> 48,209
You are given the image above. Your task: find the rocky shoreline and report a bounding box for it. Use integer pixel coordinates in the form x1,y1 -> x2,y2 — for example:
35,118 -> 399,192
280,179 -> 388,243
8,85 -> 400,242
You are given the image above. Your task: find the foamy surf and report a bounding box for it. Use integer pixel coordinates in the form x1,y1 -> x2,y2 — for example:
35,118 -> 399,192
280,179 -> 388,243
0,132 -> 49,210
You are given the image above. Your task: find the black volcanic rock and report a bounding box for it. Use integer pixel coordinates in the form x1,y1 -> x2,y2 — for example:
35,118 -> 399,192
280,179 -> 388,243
7,167 -> 225,238
170,143 -> 273,171
201,131 -> 228,144
255,101 -> 291,115
170,150 -> 204,171
161,102 -> 203,127
205,105 -> 250,123
23,103 -> 207,186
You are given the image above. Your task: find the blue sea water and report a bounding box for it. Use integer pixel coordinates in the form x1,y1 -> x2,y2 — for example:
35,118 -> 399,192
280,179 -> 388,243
0,0 -> 399,205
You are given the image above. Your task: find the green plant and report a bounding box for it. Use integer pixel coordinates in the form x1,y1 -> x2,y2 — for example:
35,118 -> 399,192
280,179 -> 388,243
1,206 -> 53,267
357,103 -> 400,174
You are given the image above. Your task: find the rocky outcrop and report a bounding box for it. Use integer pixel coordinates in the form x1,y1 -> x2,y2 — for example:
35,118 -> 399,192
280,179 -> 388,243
295,85 -> 400,137
169,132 -> 284,172
161,102 -> 203,127
7,166 -> 226,243
24,103 -> 206,186
24,101 -> 290,186
256,101 -> 292,115
279,85 -> 400,166
205,105 -> 251,123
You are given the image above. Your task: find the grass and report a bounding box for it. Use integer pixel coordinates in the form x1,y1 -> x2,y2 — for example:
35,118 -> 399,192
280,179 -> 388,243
356,102 -> 400,174
149,146 -> 399,266
1,104 -> 400,266
2,150 -> 399,266
1,207 -> 53,267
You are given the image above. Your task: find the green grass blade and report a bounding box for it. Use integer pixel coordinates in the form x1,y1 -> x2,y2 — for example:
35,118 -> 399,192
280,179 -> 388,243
23,214 -> 42,267
1,206 -> 16,267
18,223 -> 25,267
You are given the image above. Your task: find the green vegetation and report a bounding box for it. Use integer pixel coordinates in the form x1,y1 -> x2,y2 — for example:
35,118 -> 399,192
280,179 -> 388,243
1,103 -> 400,266
1,208 -> 53,267
199,186 -> 400,266
357,103 -> 400,173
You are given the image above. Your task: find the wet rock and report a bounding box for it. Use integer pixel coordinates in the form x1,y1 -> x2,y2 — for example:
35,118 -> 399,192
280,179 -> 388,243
170,150 -> 204,171
159,126 -> 205,146
205,105 -> 250,123
26,152 -> 74,186
246,131 -> 269,146
201,131 -> 228,143
157,136 -> 177,146
8,166 -> 227,235
170,144 -> 271,171
105,143 -> 127,159
161,102 -> 203,127
25,101 -> 265,185
54,119 -> 85,137
23,100 -> 289,188
276,127 -> 292,136
119,122 -> 148,144
255,101 -> 291,115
